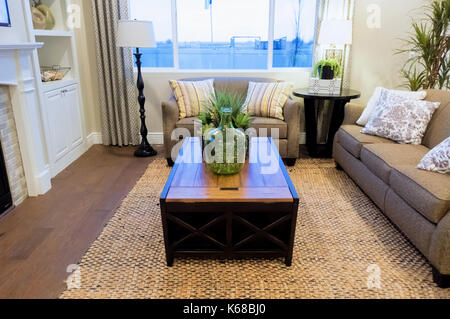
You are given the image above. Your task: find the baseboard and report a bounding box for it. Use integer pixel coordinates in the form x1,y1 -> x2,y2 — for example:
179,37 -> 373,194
87,132 -> 103,146
32,165 -> 52,196
299,133 -> 306,145
148,132 -> 164,145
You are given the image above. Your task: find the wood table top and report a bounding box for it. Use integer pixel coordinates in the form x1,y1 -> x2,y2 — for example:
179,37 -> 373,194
161,137 -> 298,203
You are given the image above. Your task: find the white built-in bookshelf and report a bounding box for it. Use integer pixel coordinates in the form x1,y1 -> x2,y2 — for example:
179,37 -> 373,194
23,0 -> 88,178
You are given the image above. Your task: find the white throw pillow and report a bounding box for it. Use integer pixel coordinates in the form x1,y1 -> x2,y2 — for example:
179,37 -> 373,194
361,89 -> 440,145
417,137 -> 450,174
356,87 -> 427,126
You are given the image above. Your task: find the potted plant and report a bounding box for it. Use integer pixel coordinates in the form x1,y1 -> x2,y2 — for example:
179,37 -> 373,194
198,91 -> 251,175
397,0 -> 450,91
313,59 -> 342,80
198,91 -> 251,134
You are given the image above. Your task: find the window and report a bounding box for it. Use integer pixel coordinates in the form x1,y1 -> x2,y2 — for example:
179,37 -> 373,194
177,0 -> 269,69
129,0 -> 318,70
129,0 -> 174,68
273,0 -> 318,68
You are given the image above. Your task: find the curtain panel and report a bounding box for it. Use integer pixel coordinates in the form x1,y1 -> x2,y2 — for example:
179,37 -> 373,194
91,0 -> 140,146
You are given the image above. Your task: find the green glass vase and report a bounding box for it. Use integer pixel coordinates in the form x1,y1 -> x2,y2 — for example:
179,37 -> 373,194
204,107 -> 246,175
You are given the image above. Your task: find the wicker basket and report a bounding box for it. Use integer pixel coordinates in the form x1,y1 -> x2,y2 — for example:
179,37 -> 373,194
40,65 -> 71,82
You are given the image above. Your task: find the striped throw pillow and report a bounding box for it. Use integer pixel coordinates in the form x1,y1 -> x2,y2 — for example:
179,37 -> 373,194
242,82 -> 293,120
169,79 -> 215,119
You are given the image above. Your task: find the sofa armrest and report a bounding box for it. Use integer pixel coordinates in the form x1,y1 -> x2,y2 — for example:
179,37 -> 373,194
283,99 -> 301,159
429,212 -> 450,277
162,96 -> 180,159
343,102 -> 365,125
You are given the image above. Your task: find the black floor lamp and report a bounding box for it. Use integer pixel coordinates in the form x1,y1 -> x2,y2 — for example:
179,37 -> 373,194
117,20 -> 157,157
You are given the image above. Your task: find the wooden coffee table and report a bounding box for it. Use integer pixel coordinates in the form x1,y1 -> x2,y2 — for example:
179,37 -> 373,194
160,137 -> 299,266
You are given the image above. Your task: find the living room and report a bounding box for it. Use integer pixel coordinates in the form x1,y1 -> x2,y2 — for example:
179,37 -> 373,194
0,0 -> 448,305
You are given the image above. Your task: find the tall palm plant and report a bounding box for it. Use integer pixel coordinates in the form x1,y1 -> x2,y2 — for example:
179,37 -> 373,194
398,0 -> 450,91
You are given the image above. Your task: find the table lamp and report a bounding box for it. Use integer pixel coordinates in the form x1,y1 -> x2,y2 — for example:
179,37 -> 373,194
117,20 -> 157,157
318,19 -> 352,65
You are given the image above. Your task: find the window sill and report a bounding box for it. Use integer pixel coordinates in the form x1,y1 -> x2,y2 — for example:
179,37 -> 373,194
138,68 -> 313,74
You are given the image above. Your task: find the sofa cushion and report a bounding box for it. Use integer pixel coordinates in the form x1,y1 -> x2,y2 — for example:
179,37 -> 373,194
422,89 -> 450,149
361,88 -> 440,145
390,166 -> 450,224
242,82 -> 293,120
180,77 -> 279,99
176,117 -> 202,137
169,79 -> 215,119
418,137 -> 450,174
176,117 -> 288,140
250,117 -> 287,139
337,125 -> 395,158
361,144 -> 429,184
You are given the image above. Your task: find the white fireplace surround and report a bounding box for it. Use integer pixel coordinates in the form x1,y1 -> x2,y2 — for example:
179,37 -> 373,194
0,43 -> 52,197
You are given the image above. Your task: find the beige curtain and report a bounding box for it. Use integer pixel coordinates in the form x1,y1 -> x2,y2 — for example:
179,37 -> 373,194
91,0 -> 140,146
314,0 -> 355,143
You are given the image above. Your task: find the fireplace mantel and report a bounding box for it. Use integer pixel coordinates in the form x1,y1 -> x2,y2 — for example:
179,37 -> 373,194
0,42 -> 52,197
0,43 -> 43,86
0,43 -> 43,50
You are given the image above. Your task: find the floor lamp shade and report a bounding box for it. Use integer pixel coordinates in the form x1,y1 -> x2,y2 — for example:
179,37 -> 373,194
117,20 -> 156,48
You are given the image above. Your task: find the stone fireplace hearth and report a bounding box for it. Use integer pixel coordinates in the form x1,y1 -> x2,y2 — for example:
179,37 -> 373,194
0,86 -> 27,205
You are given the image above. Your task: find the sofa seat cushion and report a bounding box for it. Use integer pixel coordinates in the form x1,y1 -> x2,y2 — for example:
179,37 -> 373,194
361,144 -> 430,184
250,117 -> 287,139
176,117 -> 202,136
390,166 -> 450,224
175,117 -> 288,139
338,125 -> 395,158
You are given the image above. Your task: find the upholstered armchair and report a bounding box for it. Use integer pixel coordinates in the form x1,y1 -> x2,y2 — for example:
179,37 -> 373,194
162,77 -> 301,166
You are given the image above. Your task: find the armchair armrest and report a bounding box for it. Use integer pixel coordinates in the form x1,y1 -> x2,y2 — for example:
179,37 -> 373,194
162,96 -> 180,159
343,102 -> 366,125
283,99 -> 301,159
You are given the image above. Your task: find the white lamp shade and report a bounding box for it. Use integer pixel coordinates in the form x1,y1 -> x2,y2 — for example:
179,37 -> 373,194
318,19 -> 353,45
117,20 -> 156,48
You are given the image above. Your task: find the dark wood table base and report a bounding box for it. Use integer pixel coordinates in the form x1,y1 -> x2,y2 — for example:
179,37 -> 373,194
160,202 -> 298,266
295,88 -> 361,158
304,98 -> 350,158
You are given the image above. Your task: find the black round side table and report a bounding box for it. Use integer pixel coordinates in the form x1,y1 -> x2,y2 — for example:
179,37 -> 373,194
293,88 -> 361,158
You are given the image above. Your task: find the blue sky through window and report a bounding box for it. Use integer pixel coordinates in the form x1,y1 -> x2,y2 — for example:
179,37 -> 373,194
130,0 -> 317,69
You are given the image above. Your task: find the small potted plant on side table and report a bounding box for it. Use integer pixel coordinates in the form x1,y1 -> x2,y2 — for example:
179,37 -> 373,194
309,58 -> 342,95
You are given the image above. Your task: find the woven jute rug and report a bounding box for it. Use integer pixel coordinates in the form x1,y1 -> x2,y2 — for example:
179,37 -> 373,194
60,158 -> 449,299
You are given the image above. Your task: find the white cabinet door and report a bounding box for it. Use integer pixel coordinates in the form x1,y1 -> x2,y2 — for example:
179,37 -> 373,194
64,85 -> 83,149
44,89 -> 70,161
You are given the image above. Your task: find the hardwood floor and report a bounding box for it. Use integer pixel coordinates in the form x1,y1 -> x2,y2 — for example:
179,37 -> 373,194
0,145 -> 161,299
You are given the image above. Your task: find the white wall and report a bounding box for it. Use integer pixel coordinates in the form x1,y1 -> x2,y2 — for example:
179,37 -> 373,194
349,0 -> 426,105
0,0 -> 28,43
73,0 -> 102,134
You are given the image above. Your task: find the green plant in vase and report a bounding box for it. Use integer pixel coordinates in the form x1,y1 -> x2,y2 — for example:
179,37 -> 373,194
313,59 -> 342,79
199,92 -> 250,176
198,91 -> 251,131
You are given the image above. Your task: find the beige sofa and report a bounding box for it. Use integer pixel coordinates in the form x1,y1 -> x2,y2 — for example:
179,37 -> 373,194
162,77 -> 300,166
333,89 -> 450,288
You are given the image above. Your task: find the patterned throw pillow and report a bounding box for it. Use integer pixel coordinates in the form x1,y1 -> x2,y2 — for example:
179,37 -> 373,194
361,89 -> 440,145
169,79 -> 215,119
417,137 -> 450,174
356,87 -> 427,126
242,82 -> 293,121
